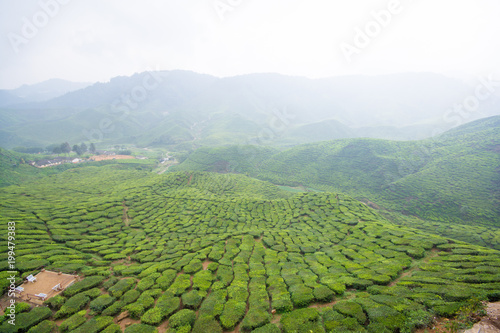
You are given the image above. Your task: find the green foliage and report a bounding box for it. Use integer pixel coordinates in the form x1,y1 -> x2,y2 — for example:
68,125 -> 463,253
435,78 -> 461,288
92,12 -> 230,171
44,295 -> 66,310
101,323 -> 122,333
0,158 -> 499,333
192,317 -> 223,333
280,308 -> 324,333
240,308 -> 271,331
220,300 -> 246,330
89,294 -> 116,313
63,276 -> 105,297
0,307 -> 51,332
55,293 -> 90,318
168,274 -> 191,296
136,276 -> 155,292
58,311 -> 87,332
109,278 -> 136,297
156,294 -> 180,318
141,307 -> 164,326
101,300 -> 126,316
168,309 -> 196,329
181,290 -> 203,309
70,316 -> 114,333
251,324 -> 281,333
313,285 -> 335,302
122,289 -> 141,304
26,320 -> 57,333
333,301 -> 367,324
124,323 -> 158,333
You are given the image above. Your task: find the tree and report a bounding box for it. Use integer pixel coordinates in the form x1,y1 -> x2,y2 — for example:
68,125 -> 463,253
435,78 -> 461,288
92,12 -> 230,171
80,142 -> 87,154
61,142 -> 71,156
52,146 -> 62,155
90,143 -> 97,154
72,144 -> 82,156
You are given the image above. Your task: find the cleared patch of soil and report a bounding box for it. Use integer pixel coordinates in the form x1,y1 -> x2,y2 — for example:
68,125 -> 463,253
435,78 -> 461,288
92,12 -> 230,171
90,155 -> 135,161
202,259 -> 212,270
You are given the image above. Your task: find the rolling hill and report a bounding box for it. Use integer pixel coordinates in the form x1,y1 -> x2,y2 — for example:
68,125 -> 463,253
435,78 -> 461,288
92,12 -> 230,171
0,168 -> 499,332
2,71 -> 499,149
172,116 -> 500,248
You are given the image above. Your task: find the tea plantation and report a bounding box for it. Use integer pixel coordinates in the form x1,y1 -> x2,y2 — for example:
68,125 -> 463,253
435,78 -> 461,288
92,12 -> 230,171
0,167 -> 499,332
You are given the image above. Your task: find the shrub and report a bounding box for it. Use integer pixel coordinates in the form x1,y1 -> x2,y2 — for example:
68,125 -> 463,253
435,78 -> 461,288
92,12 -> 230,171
122,289 -> 141,304
192,317 -> 223,333
182,290 -> 203,309
17,259 -> 49,272
83,287 -> 102,299
3,306 -> 52,332
101,323 -> 122,333
333,301 -> 367,324
124,323 -> 158,333
90,294 -> 116,313
142,288 -> 162,299
55,293 -> 90,318
240,308 -> 271,331
220,300 -> 246,330
290,284 -> 314,307
167,274 -> 191,296
198,289 -> 227,319
313,285 -> 335,302
58,311 -> 86,332
102,300 -> 126,316
137,295 -> 155,309
280,308 -> 322,333
192,270 -> 214,292
102,276 -> 119,290
355,298 -> 405,331
125,303 -> 145,319
71,316 -> 114,333
207,262 -> 219,272
26,320 -> 57,333
169,309 -> 196,328
109,278 -> 136,297
321,309 -> 345,332
271,297 -> 293,313
136,277 -> 155,292
141,307 -> 164,326
63,276 -> 105,297
156,269 -> 176,290
183,259 -> 203,274
156,295 -> 180,317
251,323 -> 281,333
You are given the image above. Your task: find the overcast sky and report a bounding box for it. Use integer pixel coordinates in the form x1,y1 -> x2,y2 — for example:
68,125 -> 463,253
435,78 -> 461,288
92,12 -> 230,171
0,0 -> 499,89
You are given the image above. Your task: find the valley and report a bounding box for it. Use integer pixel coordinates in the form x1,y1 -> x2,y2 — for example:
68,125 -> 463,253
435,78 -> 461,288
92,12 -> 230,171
0,74 -> 498,333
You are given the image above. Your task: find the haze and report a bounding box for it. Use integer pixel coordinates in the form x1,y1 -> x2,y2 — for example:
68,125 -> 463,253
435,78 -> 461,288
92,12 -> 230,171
1,0 -> 500,89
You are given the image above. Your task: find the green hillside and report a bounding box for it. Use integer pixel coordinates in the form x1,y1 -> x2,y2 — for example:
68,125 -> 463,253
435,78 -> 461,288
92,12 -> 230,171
0,147 -> 157,187
1,168 -> 499,332
3,71 -> 495,150
172,117 -> 500,250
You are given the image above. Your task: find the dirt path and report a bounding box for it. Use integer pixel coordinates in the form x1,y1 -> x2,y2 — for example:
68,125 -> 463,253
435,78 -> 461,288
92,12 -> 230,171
202,259 -> 212,270
463,302 -> 500,333
122,202 -> 130,227
389,248 -> 440,287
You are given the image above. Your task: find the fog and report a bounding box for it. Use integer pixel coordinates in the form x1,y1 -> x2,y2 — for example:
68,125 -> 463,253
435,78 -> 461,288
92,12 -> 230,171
1,0 -> 499,89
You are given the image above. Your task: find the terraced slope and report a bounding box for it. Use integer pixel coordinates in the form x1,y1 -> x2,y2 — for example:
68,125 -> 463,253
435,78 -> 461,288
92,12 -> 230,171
0,169 -> 499,332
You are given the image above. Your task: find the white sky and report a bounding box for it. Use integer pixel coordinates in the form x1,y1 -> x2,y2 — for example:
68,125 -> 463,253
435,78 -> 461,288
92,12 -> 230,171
0,0 -> 499,89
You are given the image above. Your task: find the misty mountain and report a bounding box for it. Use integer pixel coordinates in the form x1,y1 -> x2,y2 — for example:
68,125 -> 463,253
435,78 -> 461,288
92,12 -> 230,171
0,90 -> 25,107
10,79 -> 92,103
0,70 -> 498,149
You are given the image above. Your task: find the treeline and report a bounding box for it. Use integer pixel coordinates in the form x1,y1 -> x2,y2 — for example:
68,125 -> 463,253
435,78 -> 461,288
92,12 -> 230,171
13,142 -> 97,156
